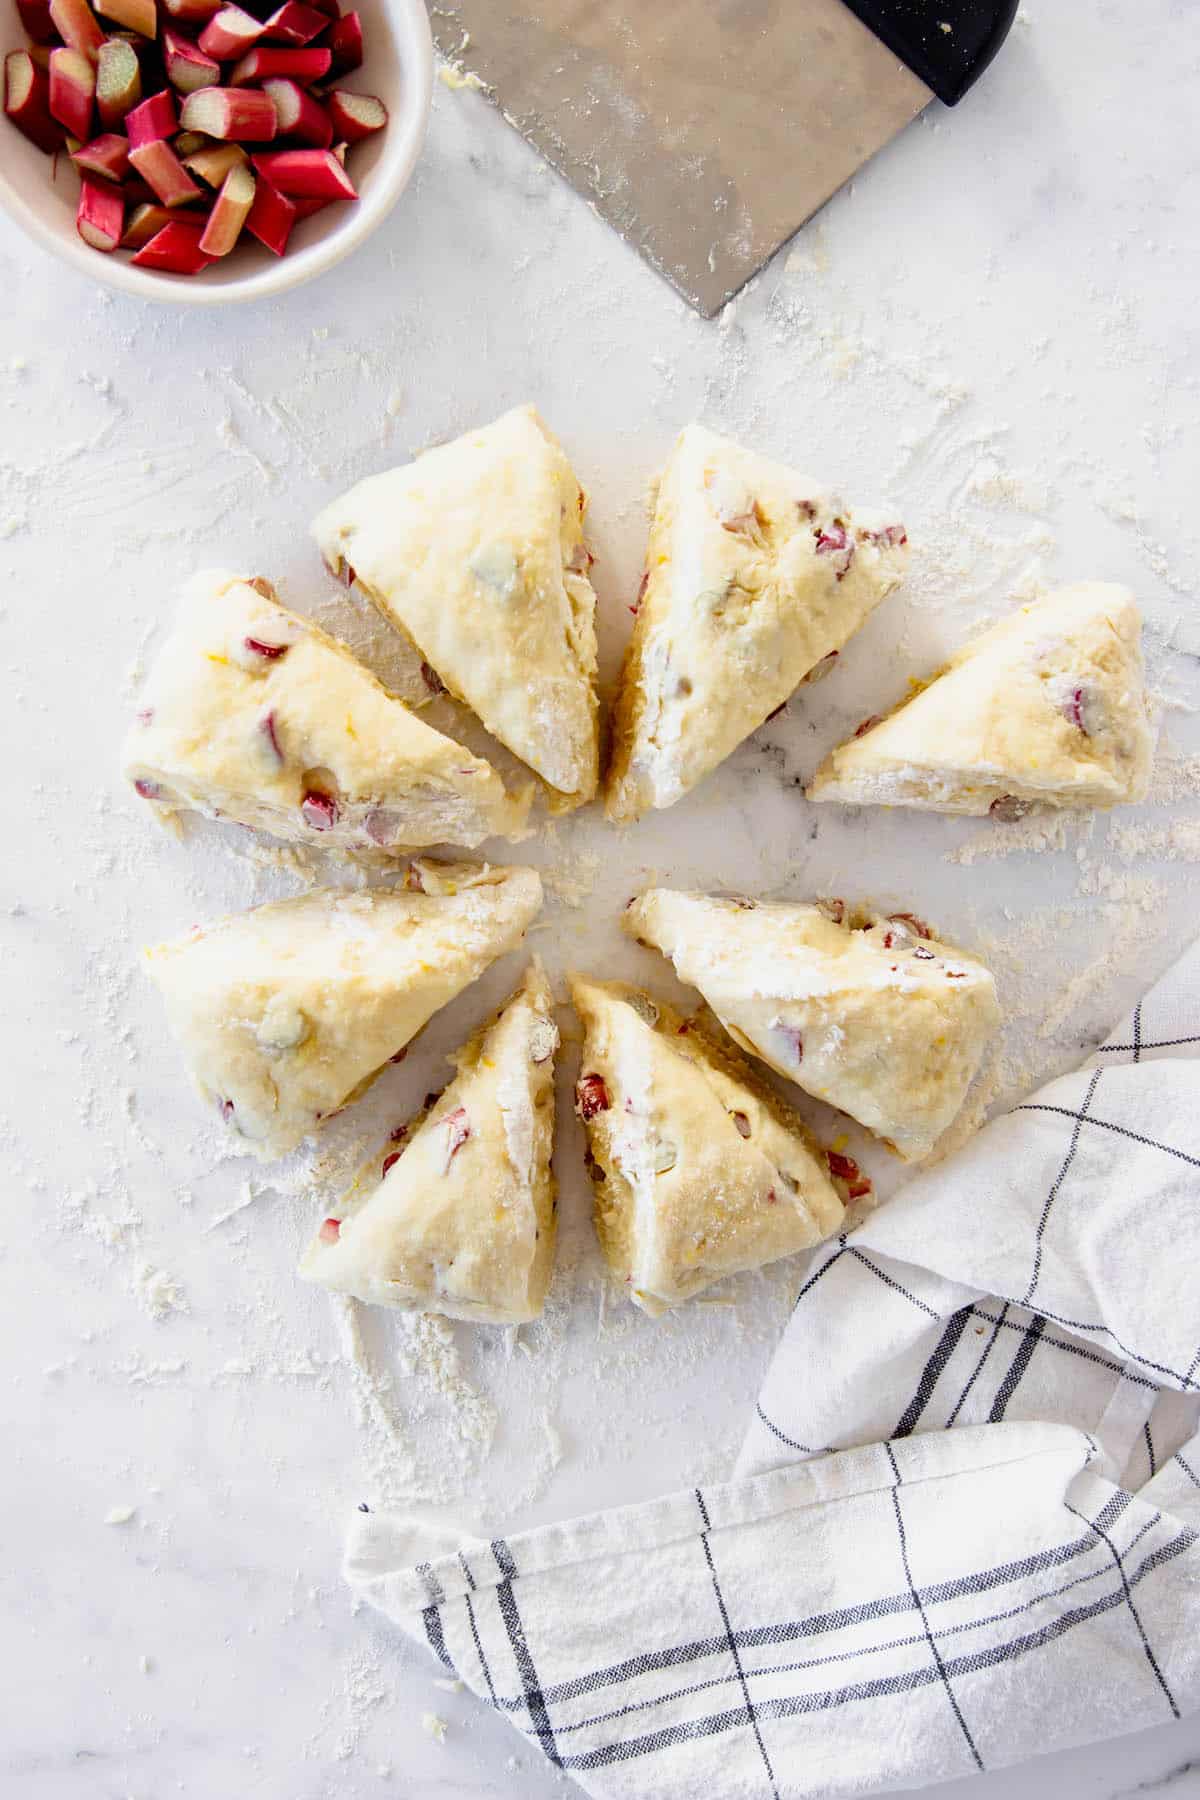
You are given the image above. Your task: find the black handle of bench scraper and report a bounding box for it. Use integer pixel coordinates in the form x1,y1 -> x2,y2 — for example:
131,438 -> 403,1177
840,0 -> 1019,105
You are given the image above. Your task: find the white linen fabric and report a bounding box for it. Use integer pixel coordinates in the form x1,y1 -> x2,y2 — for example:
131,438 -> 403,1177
346,943 -> 1200,1799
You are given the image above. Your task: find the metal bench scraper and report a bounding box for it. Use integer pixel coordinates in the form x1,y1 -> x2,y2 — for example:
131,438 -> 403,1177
432,1 -> 1018,316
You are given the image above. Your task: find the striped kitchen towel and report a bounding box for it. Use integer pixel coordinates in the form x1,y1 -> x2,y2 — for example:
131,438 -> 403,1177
346,941 -> 1200,1798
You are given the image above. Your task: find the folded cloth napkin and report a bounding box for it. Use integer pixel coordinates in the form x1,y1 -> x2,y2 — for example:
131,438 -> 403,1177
346,944 -> 1200,1798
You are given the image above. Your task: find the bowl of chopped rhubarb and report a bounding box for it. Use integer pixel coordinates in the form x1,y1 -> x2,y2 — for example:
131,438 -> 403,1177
0,0 -> 431,300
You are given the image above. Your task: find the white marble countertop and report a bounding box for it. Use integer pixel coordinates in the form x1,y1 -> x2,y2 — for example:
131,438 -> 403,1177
4,1 -> 1200,1794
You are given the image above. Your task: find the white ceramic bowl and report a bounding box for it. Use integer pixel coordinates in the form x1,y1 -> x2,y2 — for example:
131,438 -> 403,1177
0,0 -> 432,304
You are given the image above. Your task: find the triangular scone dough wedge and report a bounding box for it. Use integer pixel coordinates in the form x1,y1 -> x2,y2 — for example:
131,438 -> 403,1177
313,406 -> 600,810
144,860 -> 542,1160
624,891 -> 999,1163
568,974 -> 845,1316
605,424 -> 908,823
122,571 -> 529,854
809,583 -> 1152,817
299,961 -> 558,1323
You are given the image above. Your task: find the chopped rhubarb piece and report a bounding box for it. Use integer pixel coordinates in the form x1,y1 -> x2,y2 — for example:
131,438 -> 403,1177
48,0 -> 105,59
95,38 -> 141,127
129,133 -> 201,203
119,198 -> 171,243
16,0 -> 58,41
325,89 -> 384,142
575,1073 -> 610,1121
262,75 -> 330,145
48,47 -> 95,140
228,44 -> 329,83
75,172 -> 123,249
827,1150 -> 871,1200
133,777 -> 163,798
199,160 -> 254,254
419,660 -> 445,695
814,520 -> 855,580
71,130 -> 130,179
731,1110 -> 751,1138
852,714 -> 881,738
439,1105 -> 470,1173
289,193 -> 329,219
130,214 -> 211,270
160,0 -> 219,21
4,51 -> 64,153
261,0 -> 325,43
243,169 -> 294,252
125,86 -> 176,144
244,633 -> 289,659
252,144 -> 353,197
197,3 -> 261,58
258,708 -> 283,762
1063,686 -> 1087,733
162,26 -> 219,93
318,1216 -> 340,1244
180,84 -> 275,140
183,138 -> 245,184
299,788 -> 337,829
380,1151 -> 400,1178
96,0 -> 156,34
325,9 -> 360,73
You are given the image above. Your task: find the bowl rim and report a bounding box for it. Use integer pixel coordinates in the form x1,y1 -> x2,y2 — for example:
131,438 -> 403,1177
0,0 -> 433,306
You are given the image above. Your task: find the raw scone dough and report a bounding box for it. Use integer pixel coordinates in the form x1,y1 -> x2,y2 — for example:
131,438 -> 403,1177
808,583 -> 1152,816
569,974 -> 846,1315
312,406 -> 600,810
299,960 -> 558,1323
123,571 -> 529,853
624,890 -> 999,1162
144,859 -> 543,1160
605,424 -> 908,823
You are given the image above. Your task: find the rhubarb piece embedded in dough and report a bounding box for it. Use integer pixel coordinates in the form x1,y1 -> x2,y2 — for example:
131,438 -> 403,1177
808,583 -> 1152,817
300,960 -> 558,1322
313,404 -> 600,810
605,423 -> 907,823
143,860 -> 542,1159
624,889 -> 999,1163
122,570 -> 530,853
569,974 -> 844,1316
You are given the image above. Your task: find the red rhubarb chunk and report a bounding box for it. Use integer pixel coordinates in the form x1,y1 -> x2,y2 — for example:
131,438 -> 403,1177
180,84 -> 276,141
130,216 -> 212,271
162,26 -> 219,95
4,51 -> 64,153
381,1152 -> 400,1179
252,145 -> 354,198
76,173 -> 124,249
129,135 -> 201,206
125,86 -> 177,146
71,130 -> 130,182
299,788 -> 337,829
261,0 -> 326,43
575,1073 -> 611,1121
325,8 -> 361,74
229,45 -> 330,84
244,172 -> 295,253
244,635 -> 288,659
318,1216 -> 340,1243
439,1105 -> 470,1172
48,47 -> 95,140
262,75 -> 330,146
325,89 -> 386,142
197,4 -> 262,59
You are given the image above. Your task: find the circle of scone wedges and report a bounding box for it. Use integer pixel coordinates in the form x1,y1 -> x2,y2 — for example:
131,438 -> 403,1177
125,404 -> 1155,1324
